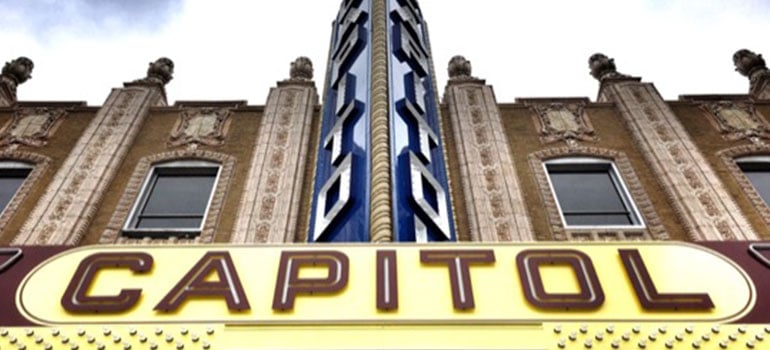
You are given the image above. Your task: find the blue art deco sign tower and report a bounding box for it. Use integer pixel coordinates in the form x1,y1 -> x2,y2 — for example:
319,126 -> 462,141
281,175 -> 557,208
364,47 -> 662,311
309,0 -> 455,243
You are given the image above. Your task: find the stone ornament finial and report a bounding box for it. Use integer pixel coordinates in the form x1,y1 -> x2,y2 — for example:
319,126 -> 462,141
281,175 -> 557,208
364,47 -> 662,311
133,57 -> 174,86
0,57 -> 34,103
2,57 -> 34,85
448,55 -> 473,80
588,53 -> 631,81
289,56 -> 313,81
733,49 -> 770,97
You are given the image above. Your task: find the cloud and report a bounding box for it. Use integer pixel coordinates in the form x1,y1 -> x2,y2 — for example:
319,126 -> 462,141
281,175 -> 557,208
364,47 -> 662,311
0,0 -> 184,40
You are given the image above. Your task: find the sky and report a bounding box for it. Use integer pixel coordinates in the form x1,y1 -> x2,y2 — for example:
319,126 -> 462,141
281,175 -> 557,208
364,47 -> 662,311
1,0 -> 769,106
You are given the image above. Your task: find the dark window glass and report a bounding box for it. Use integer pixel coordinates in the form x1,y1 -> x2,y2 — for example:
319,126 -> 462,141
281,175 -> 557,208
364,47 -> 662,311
547,162 -> 637,226
0,167 -> 31,213
128,165 -> 218,236
739,161 -> 770,206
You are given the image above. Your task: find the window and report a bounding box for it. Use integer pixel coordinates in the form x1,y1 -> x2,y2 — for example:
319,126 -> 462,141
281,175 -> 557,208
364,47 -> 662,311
0,161 -> 32,214
544,158 -> 643,228
124,160 -> 220,238
737,156 -> 770,206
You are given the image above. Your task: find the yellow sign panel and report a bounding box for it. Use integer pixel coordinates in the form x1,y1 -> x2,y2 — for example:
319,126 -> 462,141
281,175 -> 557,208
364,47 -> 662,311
17,243 -> 754,325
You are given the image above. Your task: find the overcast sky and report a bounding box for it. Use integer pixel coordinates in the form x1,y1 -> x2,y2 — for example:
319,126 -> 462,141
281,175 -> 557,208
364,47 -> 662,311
1,0 -> 768,106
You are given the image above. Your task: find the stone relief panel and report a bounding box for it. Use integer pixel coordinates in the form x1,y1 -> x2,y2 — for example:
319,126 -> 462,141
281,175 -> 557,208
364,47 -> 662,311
168,108 -> 231,148
528,102 -> 595,145
718,144 -> 770,229
701,101 -> 770,143
0,150 -> 50,235
528,146 -> 667,242
101,149 -> 235,244
0,108 -> 65,148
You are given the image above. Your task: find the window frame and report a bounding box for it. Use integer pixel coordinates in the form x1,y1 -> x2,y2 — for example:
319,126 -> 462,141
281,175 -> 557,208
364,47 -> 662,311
122,160 -> 221,238
0,161 -> 33,215
543,157 -> 645,230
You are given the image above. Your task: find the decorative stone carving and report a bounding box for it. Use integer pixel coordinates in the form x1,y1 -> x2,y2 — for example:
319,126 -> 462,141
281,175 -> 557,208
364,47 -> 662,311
0,57 -> 34,105
701,101 -> 770,143
0,150 -> 50,236
232,82 -> 318,243
528,102 -> 595,145
289,57 -> 313,81
529,146 -> 667,241
448,55 -> 473,80
719,143 -> 770,229
0,108 -> 65,147
131,57 -> 174,86
596,76 -> 757,241
101,149 -> 235,244
444,79 -> 533,242
14,59 -> 169,245
168,108 -> 230,148
733,49 -> 770,99
589,53 -> 631,81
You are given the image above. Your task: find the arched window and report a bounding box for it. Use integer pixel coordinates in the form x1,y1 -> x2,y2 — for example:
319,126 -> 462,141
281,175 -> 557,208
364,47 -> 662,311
123,160 -> 220,238
0,161 -> 33,214
736,156 -> 770,206
544,157 -> 644,228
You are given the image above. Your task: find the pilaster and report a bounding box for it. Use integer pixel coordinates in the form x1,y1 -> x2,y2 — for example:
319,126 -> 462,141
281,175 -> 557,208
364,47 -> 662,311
232,58 -> 318,243
443,56 -> 534,242
13,58 -> 173,245
592,54 -> 757,241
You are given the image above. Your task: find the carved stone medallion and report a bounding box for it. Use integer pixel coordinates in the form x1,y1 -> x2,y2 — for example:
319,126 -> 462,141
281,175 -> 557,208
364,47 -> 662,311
702,101 -> 770,142
529,102 -> 595,145
0,107 -> 65,147
168,108 -> 230,147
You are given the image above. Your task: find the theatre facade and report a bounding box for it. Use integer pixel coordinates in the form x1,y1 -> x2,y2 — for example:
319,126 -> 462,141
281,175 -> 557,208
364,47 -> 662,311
2,0 -> 770,349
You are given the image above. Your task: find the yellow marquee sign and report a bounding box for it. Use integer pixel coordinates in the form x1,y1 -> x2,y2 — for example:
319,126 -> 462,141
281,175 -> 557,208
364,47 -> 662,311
15,243 -> 755,325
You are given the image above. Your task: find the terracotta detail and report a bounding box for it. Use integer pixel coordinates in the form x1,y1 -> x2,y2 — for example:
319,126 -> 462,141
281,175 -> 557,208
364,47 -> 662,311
599,80 -> 757,241
529,146 -> 667,241
0,150 -> 49,235
718,143 -> 770,229
0,107 -> 65,148
444,80 -> 533,241
528,102 -> 596,145
14,86 -> 162,245
168,108 -> 231,148
701,101 -> 770,143
369,0 -> 393,243
100,149 -> 235,244
232,81 -> 317,244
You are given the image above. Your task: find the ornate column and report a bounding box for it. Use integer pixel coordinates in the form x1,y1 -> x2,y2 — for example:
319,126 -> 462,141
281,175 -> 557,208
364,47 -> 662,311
13,58 -> 174,245
443,56 -> 533,241
231,58 -> 318,243
734,49 -> 770,100
0,57 -> 34,106
590,53 -> 756,241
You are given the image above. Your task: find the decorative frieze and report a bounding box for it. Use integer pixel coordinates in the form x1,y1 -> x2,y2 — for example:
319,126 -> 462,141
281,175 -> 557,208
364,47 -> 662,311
592,53 -> 757,240
0,107 -> 65,148
12,58 -> 173,245
528,146 -> 666,242
700,101 -> 770,143
168,108 -> 231,148
444,67 -> 533,242
231,60 -> 317,244
101,149 -> 235,244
